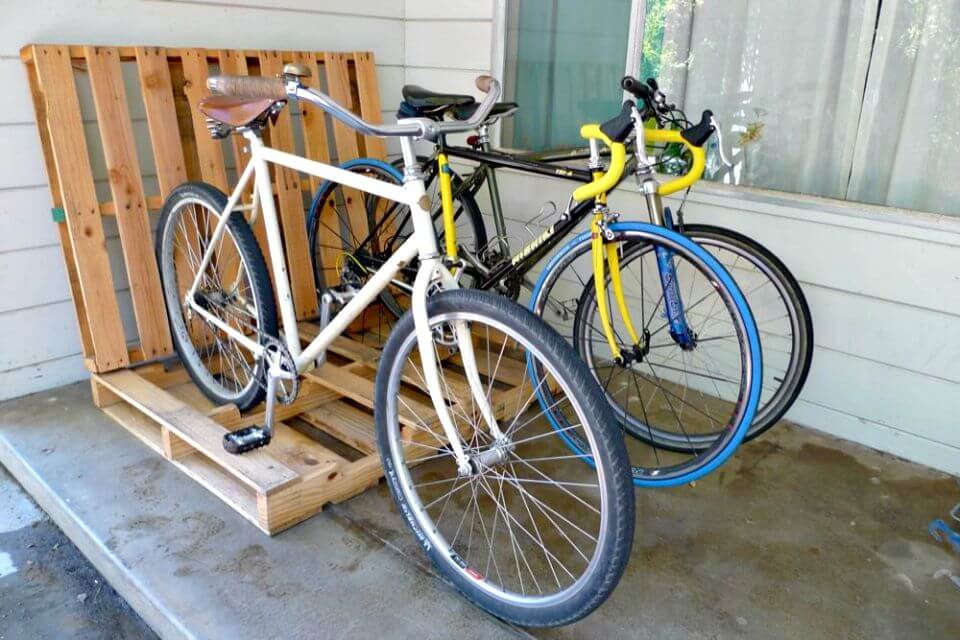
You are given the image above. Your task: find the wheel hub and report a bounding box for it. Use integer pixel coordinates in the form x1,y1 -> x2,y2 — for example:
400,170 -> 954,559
465,438 -> 514,475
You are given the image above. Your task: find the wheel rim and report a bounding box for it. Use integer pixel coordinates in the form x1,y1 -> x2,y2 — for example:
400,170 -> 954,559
385,311 -> 609,605
162,197 -> 263,402
310,165 -> 413,346
533,229 -> 754,481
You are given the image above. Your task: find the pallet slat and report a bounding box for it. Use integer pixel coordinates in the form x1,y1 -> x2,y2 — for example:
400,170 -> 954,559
258,50 -> 319,319
136,47 -> 189,196
180,48 -> 229,190
86,45 -> 174,360
93,369 -> 298,493
30,45 -> 129,371
352,52 -> 387,160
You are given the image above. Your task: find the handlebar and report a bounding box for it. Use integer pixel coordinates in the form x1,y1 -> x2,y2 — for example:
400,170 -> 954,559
571,125 -> 626,202
207,73 -> 501,142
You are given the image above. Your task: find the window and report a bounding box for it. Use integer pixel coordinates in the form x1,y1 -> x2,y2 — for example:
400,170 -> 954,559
503,0 -> 960,217
501,0 -> 632,151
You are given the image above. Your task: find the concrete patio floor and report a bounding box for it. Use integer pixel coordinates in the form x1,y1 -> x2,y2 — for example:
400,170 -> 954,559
0,381 -> 957,639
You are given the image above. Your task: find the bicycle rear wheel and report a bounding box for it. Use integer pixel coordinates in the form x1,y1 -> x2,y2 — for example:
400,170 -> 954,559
531,222 -> 762,486
156,182 -> 277,412
306,158 -> 487,332
678,224 -> 813,440
376,290 -> 634,627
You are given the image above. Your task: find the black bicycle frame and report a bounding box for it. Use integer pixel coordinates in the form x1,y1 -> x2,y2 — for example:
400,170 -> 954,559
348,138 -> 627,296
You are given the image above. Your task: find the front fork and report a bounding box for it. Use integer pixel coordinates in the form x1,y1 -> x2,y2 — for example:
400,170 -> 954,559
415,152 -> 505,476
592,206 -> 696,365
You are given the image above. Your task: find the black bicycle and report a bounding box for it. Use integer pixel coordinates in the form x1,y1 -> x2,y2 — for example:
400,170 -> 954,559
306,77 -> 813,451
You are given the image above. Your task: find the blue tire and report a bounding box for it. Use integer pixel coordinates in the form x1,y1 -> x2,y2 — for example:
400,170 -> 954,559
527,221 -> 763,487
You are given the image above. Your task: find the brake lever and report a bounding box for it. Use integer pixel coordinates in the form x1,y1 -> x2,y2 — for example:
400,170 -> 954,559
710,115 -> 735,169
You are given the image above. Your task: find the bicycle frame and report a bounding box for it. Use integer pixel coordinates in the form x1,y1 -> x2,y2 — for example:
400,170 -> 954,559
183,128 -> 505,466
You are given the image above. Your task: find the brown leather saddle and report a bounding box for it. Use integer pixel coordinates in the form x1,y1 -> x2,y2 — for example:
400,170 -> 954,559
198,95 -> 282,128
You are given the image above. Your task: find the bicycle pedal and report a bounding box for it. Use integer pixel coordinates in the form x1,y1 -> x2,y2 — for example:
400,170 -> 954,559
223,425 -> 272,454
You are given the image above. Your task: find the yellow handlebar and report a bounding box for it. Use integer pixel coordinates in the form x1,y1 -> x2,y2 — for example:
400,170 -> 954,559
572,124 -> 626,202
644,128 -> 706,196
571,123 -> 707,202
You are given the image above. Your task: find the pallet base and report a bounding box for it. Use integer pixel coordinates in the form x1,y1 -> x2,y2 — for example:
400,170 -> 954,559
93,326 -> 530,535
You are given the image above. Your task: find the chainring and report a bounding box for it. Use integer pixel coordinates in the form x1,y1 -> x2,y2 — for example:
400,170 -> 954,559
261,336 -> 299,405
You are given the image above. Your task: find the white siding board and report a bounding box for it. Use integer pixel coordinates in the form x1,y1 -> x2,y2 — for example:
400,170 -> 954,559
0,1 -> 403,63
404,21 -> 492,70
173,0 -> 403,18
788,400 -> 960,476
0,354 -> 90,401
0,59 -> 37,124
405,0 -> 493,20
0,125 -> 49,191
0,187 -> 60,254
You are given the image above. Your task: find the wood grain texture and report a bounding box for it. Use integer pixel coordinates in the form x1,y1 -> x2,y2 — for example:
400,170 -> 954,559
258,50 -> 319,319
30,45 -> 129,371
86,45 -> 173,359
352,52 -> 387,160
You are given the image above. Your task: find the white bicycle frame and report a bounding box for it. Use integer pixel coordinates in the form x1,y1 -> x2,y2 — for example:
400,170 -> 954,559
182,129 -> 503,467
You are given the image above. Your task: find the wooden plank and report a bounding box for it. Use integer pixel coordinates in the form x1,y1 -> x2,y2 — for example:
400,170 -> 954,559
323,52 -> 361,161
94,370 -> 298,493
102,403 -> 165,455
162,427 -> 195,459
292,51 -> 330,192
352,52 -> 387,160
266,421 -> 345,477
23,58 -> 96,360
135,47 -> 188,196
304,363 -> 438,429
322,52 -> 370,287
301,401 -> 377,455
258,50 -> 319,319
180,48 -> 229,191
31,45 -> 129,372
138,48 -> 210,347
216,50 -> 278,290
86,45 -> 173,360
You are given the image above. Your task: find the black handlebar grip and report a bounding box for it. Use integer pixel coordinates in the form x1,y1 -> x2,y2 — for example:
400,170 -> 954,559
620,75 -> 650,99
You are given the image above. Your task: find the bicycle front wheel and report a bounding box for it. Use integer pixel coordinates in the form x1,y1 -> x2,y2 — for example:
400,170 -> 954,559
531,222 -> 762,486
376,290 -> 634,627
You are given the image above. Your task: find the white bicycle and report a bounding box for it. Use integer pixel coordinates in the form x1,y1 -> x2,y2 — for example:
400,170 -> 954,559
155,67 -> 633,626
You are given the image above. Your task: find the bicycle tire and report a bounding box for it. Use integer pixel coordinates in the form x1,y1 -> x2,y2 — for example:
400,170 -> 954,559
678,224 -> 813,441
530,222 -> 762,486
156,182 -> 277,412
389,155 -> 489,254
376,289 -> 633,627
307,158 -> 488,319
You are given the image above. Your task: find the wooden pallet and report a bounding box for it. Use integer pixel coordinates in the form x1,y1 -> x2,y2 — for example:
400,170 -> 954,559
90,325 -> 533,534
23,43 -> 535,535
21,43 -> 388,373
19,43 -> 408,534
